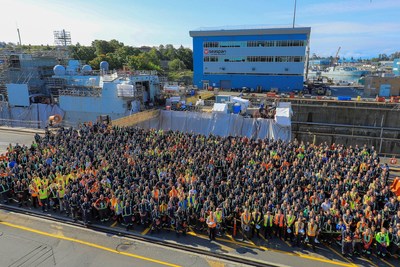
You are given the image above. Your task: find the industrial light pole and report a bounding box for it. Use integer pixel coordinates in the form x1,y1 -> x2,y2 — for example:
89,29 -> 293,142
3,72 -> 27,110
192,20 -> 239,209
292,0 -> 297,28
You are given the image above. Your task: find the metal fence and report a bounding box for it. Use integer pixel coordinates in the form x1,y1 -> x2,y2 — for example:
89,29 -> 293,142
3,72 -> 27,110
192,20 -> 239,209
0,118 -> 44,129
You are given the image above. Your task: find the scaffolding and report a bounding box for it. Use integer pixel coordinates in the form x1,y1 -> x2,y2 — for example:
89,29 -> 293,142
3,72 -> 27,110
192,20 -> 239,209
0,54 -> 8,99
45,77 -> 65,101
0,49 -> 60,100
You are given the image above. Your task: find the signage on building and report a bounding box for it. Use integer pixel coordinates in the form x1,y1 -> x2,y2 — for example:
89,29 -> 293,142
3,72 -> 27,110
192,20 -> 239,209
204,49 -> 226,55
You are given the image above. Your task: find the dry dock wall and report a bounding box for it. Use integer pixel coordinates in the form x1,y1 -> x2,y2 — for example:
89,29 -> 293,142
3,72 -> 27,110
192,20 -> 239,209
291,100 -> 400,156
112,109 -> 160,127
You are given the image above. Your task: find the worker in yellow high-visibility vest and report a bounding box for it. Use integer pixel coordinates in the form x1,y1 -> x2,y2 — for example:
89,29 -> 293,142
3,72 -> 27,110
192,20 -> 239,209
307,218 -> 318,252
263,210 -> 273,239
38,186 -> 48,212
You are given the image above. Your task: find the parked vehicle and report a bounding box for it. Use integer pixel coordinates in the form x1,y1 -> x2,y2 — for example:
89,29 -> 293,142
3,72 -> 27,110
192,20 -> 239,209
336,80 -> 353,86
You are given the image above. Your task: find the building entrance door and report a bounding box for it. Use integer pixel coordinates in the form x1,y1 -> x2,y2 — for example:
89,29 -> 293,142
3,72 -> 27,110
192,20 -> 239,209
203,81 -> 209,90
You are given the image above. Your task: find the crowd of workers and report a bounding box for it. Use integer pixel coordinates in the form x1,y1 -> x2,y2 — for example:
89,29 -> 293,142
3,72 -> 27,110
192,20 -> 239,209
0,124 -> 399,259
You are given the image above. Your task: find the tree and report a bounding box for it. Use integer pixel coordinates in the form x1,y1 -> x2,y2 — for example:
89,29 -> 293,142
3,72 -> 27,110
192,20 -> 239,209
108,39 -> 124,51
164,44 -> 177,60
70,43 -> 96,63
176,45 -> 193,70
127,53 -> 161,71
88,53 -> 120,70
148,47 -> 162,64
92,40 -> 115,55
390,51 -> 400,60
168,59 -> 186,71
378,54 -> 389,61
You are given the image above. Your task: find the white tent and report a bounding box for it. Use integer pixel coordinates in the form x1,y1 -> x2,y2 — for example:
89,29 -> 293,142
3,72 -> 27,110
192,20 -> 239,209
212,103 -> 228,113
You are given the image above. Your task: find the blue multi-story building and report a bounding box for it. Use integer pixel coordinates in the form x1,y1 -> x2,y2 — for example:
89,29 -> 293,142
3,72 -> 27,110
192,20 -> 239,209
189,27 -> 311,92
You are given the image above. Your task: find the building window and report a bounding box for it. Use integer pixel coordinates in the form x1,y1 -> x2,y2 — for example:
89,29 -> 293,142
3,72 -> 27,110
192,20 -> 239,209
205,40 -> 305,48
203,56 -> 218,62
265,41 -> 275,47
203,42 -> 219,48
293,56 -> 303,62
205,55 -> 303,63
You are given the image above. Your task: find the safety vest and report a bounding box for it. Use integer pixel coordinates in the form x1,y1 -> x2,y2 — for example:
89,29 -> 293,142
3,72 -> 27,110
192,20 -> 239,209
110,197 -> 117,209
115,202 -> 123,214
307,223 -> 317,237
295,222 -> 303,235
159,203 -> 167,213
123,206 -> 132,216
286,215 -> 295,227
169,189 -> 178,198
207,214 -> 216,228
242,212 -> 251,225
33,177 -> 41,187
58,185 -> 65,198
264,215 -> 273,227
30,185 -> 38,197
363,233 -> 372,245
38,188 -> 48,200
275,214 -> 284,227
188,195 -> 195,207
153,189 -> 159,201
376,232 -> 389,246
215,211 -> 222,223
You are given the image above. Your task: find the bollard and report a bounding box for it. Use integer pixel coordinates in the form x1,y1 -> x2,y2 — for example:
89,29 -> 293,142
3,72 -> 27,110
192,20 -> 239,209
233,217 -> 237,237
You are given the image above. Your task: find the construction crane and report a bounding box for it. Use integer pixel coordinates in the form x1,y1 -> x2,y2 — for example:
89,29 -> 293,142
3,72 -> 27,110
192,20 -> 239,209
331,46 -> 341,69
334,46 -> 341,65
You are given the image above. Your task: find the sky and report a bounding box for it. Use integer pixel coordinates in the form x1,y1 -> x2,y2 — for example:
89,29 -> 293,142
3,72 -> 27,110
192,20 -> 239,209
0,0 -> 399,58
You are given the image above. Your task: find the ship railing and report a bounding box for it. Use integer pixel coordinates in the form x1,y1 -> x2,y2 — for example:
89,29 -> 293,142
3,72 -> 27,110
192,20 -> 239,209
59,87 -> 102,97
0,118 -> 45,129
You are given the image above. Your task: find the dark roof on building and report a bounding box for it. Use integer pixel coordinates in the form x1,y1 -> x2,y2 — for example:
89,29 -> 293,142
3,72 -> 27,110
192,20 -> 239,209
189,27 -> 311,38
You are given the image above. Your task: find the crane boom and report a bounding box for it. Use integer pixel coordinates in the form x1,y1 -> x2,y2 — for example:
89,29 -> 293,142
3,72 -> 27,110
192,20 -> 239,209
335,47 -> 341,61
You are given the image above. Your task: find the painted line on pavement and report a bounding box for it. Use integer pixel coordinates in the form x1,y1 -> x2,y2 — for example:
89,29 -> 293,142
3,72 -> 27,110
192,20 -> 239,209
360,256 -> 379,267
0,222 -> 181,267
185,230 -> 234,252
188,227 -> 197,236
141,227 -> 151,235
379,258 -> 395,267
258,235 -> 355,267
325,245 -> 358,267
225,233 -> 235,242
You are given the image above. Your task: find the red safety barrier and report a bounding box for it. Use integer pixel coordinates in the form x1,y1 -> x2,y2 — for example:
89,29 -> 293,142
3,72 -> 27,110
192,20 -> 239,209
376,96 -> 385,102
390,96 -> 399,103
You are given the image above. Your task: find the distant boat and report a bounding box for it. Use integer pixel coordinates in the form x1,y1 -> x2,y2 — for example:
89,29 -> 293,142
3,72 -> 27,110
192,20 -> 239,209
309,66 -> 370,83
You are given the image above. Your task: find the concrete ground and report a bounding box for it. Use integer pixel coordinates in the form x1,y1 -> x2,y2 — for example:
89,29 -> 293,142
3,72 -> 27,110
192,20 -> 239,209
1,204 -> 399,267
0,211 -> 243,267
0,127 -> 42,154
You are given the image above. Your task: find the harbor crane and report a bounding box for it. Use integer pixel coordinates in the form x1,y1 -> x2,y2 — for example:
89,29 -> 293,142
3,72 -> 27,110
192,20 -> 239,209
334,46 -> 341,65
